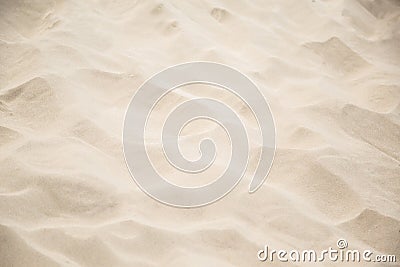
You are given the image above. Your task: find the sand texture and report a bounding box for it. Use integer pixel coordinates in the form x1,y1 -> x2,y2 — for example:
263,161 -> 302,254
0,0 -> 399,266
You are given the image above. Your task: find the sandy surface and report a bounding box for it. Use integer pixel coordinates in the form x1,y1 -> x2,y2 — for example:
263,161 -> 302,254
0,0 -> 400,266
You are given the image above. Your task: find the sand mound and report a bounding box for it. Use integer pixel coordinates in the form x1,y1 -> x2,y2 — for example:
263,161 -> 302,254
305,37 -> 370,74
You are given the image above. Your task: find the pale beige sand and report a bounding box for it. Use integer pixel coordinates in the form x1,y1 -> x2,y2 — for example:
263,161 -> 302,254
1,0 -> 400,266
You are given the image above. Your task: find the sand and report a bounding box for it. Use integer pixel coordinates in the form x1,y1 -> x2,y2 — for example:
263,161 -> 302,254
0,0 -> 399,266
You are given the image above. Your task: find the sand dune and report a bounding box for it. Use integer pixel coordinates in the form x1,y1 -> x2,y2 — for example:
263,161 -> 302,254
0,0 -> 399,266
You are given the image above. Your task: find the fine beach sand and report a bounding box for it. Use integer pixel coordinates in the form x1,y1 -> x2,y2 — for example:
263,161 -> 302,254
0,0 -> 400,266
